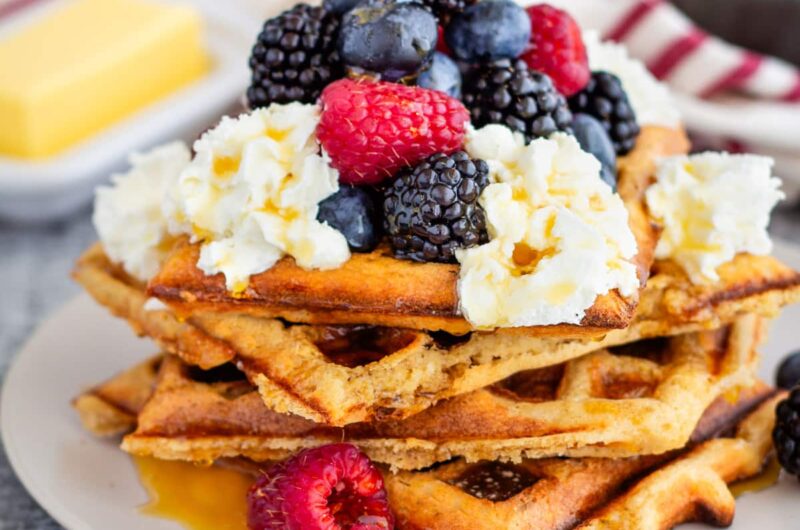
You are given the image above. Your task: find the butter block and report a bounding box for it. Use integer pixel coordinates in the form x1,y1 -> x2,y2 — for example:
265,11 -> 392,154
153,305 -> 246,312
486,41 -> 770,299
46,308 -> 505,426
0,0 -> 209,159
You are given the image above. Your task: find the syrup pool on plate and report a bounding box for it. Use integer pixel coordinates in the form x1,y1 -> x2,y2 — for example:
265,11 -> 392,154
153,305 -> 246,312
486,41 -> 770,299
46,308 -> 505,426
134,456 -> 253,530
729,456 -> 782,498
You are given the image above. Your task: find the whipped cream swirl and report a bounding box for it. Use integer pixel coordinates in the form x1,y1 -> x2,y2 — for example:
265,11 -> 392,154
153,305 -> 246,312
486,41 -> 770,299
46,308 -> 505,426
646,152 -> 783,283
164,103 -> 349,292
458,125 -> 639,328
93,142 -> 190,281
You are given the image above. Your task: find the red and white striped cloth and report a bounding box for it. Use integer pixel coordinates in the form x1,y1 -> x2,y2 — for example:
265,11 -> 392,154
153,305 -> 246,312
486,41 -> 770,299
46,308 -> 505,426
549,0 -> 800,101
546,0 -> 800,199
0,0 -> 45,19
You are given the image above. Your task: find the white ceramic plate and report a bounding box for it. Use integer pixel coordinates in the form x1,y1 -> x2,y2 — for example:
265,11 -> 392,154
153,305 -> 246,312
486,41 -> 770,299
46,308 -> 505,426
3,244 -> 800,530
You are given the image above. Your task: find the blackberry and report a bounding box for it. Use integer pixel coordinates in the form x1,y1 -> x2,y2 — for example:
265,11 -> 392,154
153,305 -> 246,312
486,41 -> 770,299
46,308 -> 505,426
774,386 -> 800,478
384,151 -> 490,263
420,0 -> 476,23
462,59 -> 573,143
247,3 -> 343,109
568,71 -> 640,155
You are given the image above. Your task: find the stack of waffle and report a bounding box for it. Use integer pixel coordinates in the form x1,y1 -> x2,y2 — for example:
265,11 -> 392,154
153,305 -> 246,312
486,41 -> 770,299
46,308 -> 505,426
73,125 -> 800,528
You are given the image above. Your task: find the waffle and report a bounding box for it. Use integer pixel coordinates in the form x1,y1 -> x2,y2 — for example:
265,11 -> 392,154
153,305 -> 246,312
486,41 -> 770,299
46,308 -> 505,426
75,355 -> 779,529
146,126 -> 689,336
217,392 -> 780,530
74,241 -> 800,425
75,317 -> 764,469
73,246 -> 236,370
74,357 -> 779,529
73,356 -> 160,437
384,392 -> 783,530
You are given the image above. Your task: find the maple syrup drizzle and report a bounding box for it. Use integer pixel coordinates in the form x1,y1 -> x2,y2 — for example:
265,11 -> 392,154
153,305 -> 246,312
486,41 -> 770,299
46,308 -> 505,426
134,456 -> 253,530
729,457 -> 782,498
132,453 -> 782,528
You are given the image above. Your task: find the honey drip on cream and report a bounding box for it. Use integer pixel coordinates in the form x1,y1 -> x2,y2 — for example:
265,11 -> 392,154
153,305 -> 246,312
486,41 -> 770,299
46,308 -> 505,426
134,456 -> 252,530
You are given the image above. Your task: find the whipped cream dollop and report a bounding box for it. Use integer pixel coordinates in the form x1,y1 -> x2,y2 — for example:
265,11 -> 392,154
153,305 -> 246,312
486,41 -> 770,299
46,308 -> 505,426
646,152 -> 783,284
458,125 -> 639,328
93,142 -> 190,281
164,103 -> 349,292
584,31 -> 681,128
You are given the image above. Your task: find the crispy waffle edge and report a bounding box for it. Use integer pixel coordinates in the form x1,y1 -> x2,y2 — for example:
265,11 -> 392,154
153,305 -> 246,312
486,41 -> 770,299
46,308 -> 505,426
73,363 -> 781,529
145,126 -> 690,335
74,239 -> 800,426
75,316 -> 767,470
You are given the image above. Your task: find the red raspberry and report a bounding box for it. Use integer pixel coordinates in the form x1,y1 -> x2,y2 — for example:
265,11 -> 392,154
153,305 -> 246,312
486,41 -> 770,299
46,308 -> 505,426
247,444 -> 394,530
520,4 -> 590,97
317,79 -> 469,185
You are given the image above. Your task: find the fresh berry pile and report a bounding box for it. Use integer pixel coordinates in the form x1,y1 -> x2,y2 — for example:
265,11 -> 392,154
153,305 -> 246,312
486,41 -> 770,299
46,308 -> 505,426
247,444 -> 394,530
244,0 -> 642,264
239,1 -> 645,521
774,388 -> 800,479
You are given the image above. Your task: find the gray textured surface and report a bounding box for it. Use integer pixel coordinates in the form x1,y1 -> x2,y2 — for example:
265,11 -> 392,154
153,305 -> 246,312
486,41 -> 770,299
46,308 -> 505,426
0,210 -> 95,530
0,204 -> 799,529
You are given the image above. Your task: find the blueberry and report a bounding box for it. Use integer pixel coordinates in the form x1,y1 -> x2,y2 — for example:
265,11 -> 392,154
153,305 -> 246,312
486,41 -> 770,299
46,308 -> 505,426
339,0 -> 438,81
572,113 -> 618,191
323,0 -> 364,15
417,52 -> 462,98
317,186 -> 382,252
445,0 -> 531,62
777,351 -> 800,390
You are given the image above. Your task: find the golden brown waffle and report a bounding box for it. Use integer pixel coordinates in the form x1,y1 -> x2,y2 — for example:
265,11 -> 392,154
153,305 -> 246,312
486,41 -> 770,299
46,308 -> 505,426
72,356 -> 160,437
76,317 -> 765,469
75,359 -> 780,529
74,242 -> 800,425
146,126 -> 689,335
73,247 -> 236,370
384,392 -> 782,530
217,392 -> 779,530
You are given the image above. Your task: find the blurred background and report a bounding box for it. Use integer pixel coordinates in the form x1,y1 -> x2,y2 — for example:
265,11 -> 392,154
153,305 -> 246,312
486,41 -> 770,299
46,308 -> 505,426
0,0 -> 798,527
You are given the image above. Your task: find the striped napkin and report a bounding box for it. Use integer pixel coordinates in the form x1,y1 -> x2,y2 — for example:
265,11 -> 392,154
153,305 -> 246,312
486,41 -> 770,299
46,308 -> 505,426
0,0 -> 43,19
547,0 -> 800,199
550,0 -> 799,101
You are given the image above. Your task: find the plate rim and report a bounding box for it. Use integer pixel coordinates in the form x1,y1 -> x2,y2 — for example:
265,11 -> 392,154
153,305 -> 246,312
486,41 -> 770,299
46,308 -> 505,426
1,295 -> 99,530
